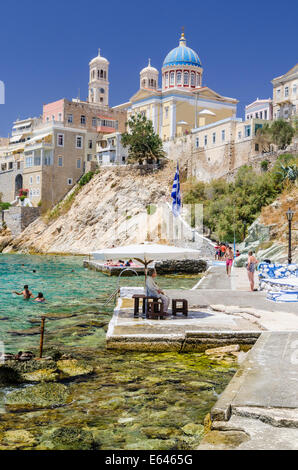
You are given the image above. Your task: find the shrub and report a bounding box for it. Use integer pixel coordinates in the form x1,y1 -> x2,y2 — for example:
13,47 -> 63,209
261,160 -> 269,171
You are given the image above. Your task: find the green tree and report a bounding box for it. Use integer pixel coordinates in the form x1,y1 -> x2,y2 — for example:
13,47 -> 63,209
270,119 -> 295,150
121,113 -> 165,164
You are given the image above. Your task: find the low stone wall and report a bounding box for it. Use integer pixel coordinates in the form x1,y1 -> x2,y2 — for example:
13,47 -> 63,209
106,331 -> 260,352
3,207 -> 40,237
155,259 -> 208,274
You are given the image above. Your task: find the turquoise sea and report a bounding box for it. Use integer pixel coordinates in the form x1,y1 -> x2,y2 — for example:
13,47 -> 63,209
0,254 -> 235,450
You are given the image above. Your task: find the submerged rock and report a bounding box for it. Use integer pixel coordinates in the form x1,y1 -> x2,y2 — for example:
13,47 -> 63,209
38,426 -> 99,450
0,430 -> 37,450
5,383 -> 71,410
56,359 -> 93,377
182,423 -> 204,437
22,368 -> 60,382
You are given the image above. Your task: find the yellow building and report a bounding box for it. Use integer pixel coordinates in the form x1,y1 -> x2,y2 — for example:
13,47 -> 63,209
124,33 -> 238,141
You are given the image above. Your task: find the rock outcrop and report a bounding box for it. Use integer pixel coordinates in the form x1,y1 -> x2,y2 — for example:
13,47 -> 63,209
3,166 -> 175,254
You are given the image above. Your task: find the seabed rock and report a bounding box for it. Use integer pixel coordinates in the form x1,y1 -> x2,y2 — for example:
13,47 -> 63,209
5,382 -> 71,410
0,430 -> 37,450
37,426 -> 99,450
56,359 -> 93,378
182,423 -> 204,437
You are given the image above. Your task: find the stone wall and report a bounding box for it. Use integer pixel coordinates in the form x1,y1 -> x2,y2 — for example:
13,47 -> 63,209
155,259 -> 207,274
3,207 -> 40,237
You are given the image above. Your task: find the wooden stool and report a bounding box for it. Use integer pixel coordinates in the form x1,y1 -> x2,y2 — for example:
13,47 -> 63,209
172,299 -> 188,316
146,297 -> 165,320
132,294 -> 146,318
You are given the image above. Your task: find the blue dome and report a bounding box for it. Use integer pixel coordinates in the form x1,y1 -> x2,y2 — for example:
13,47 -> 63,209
163,35 -> 201,68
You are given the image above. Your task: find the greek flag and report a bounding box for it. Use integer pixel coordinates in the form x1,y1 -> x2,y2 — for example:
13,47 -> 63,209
171,162 -> 181,217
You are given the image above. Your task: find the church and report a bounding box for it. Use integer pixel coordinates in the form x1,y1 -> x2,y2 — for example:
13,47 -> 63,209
122,32 -> 238,141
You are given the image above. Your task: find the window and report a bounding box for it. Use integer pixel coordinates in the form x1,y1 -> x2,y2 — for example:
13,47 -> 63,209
195,137 -> 199,148
255,112 -> 259,118
46,117 -> 50,122
88,140 -> 93,149
58,156 -> 63,167
58,113 -> 62,121
36,175 -> 40,184
76,136 -> 83,148
176,71 -> 182,85
285,86 -> 289,97
67,114 -> 73,123
57,133 -> 64,147
80,115 -> 86,125
196,74 -> 200,86
165,107 -> 169,119
8,162 -> 13,170
100,97 -> 103,102
67,178 -> 73,185
260,111 -> 263,119
293,84 -> 297,95
277,89 -> 281,97
77,159 -> 81,169
246,115 -> 249,120
212,132 -> 216,144
191,72 -> 195,86
51,115 -> 55,121
25,156 -> 33,167
170,72 -> 175,85
221,130 -> 225,141
30,176 -> 33,184
255,144 -> 259,151
165,73 -> 169,87
87,154 -> 92,161
100,88 -> 105,94
238,131 -> 242,139
244,125 -> 251,137
183,71 -> 189,85
92,117 -> 97,127
264,110 -> 267,119
204,135 -> 207,146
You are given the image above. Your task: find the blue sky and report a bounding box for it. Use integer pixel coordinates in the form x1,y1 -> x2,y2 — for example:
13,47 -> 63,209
0,0 -> 297,136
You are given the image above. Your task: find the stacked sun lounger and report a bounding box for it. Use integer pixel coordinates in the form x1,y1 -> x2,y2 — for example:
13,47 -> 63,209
258,263 -> 298,303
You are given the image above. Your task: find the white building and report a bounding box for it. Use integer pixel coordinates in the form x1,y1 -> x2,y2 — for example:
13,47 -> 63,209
245,98 -> 273,121
96,132 -> 128,165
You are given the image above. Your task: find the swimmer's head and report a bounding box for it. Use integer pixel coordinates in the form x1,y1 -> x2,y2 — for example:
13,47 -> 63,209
24,285 -> 29,289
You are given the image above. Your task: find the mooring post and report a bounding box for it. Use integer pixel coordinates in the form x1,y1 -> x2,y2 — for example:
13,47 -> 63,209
39,316 -> 46,358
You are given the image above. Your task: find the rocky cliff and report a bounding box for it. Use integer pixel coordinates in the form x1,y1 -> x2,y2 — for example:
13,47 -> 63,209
2,165 -> 176,255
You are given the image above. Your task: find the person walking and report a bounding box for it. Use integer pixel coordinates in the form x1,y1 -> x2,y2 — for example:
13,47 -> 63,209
146,269 -> 170,314
225,246 -> 234,276
247,251 -> 258,291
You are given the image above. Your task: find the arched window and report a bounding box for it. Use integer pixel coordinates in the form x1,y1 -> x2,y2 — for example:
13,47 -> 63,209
176,71 -> 182,85
191,72 -> 195,87
165,73 -> 169,87
170,72 -> 175,86
142,79 -> 146,87
183,71 -> 189,85
100,70 -> 104,78
196,74 -> 200,86
97,70 -> 100,79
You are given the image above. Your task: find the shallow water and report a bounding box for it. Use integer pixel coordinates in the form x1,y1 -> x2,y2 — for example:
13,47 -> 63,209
0,255 -> 236,450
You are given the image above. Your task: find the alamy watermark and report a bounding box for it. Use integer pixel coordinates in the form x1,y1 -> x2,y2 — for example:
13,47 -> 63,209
107,202 -> 204,246
0,80 -> 5,104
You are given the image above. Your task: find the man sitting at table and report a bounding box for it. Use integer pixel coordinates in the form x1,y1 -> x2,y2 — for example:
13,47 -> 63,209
146,269 -> 170,314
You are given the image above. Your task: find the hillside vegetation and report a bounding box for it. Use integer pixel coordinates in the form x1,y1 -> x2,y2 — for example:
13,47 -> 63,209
183,154 -> 297,243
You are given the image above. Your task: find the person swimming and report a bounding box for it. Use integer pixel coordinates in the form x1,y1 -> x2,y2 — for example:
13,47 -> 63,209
13,285 -> 34,300
34,292 -> 45,302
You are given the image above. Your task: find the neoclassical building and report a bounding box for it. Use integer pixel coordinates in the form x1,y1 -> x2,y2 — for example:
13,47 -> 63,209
118,33 -> 238,141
